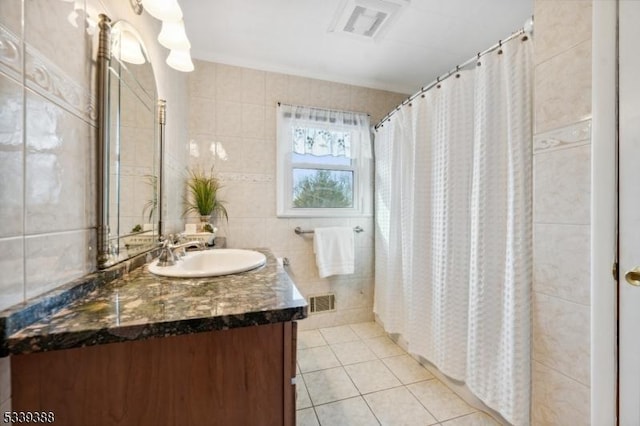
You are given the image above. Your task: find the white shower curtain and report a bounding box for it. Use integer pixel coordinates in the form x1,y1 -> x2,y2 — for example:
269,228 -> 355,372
374,35 -> 532,425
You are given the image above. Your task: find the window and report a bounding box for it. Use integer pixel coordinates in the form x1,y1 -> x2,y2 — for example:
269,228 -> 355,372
277,104 -> 373,217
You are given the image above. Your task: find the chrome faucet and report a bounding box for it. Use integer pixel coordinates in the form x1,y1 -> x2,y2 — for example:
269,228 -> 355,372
172,240 -> 206,258
156,237 -> 206,267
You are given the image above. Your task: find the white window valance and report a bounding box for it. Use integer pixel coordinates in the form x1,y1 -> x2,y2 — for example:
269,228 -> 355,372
278,103 -> 372,159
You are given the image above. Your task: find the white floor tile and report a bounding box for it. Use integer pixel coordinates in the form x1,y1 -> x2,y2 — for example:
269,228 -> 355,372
298,329 -> 328,349
297,408 -> 320,426
349,321 -> 385,339
364,335 -> 405,358
319,325 -> 360,344
407,380 -> 476,422
297,325 -> 501,426
304,367 -> 360,405
345,359 -> 402,394
315,397 -> 380,426
297,374 -> 312,409
382,354 -> 434,384
364,386 -> 438,426
298,346 -> 341,373
440,412 -> 501,426
330,339 -> 378,365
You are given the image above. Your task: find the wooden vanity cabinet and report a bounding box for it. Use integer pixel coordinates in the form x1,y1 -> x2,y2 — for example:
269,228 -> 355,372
11,321 -> 298,426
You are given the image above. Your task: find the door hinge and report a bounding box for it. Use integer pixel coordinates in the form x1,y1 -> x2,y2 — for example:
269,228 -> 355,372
613,261 -> 618,280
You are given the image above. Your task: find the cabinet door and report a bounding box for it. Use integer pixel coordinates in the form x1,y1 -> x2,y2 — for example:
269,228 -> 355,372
284,321 -> 297,426
12,323 -> 289,425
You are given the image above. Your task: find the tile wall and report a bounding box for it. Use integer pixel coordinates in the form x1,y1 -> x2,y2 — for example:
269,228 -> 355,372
0,0 -> 190,411
187,60 -> 406,329
532,0 -> 592,424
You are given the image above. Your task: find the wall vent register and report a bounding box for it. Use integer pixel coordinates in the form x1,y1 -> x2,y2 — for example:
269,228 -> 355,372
309,294 -> 336,314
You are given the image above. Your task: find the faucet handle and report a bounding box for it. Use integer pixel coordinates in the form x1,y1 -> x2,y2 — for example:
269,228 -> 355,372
157,243 -> 177,267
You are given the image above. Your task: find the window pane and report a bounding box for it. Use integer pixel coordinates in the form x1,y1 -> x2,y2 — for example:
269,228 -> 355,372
292,127 -> 351,158
292,169 -> 353,208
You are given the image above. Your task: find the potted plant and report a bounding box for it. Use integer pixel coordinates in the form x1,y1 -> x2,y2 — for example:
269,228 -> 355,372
184,167 -> 228,232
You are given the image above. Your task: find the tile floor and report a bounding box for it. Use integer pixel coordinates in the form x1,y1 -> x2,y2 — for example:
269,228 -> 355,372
296,322 -> 501,426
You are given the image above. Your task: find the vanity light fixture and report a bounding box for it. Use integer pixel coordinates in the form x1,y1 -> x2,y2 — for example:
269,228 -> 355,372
129,0 -> 194,72
142,0 -> 183,21
166,48 -> 194,72
158,20 -> 191,50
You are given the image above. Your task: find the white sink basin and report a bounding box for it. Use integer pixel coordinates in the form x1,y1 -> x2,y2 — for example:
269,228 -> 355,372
148,249 -> 267,278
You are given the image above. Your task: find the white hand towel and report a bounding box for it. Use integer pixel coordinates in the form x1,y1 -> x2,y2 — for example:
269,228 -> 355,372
313,227 -> 355,278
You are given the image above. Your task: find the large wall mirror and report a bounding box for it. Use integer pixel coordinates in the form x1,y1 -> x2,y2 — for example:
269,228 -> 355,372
97,15 -> 164,268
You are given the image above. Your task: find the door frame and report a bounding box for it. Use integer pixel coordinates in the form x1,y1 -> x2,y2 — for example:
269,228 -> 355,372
591,1 -> 618,424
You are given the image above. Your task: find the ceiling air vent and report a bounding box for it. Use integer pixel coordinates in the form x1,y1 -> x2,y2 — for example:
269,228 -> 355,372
329,0 -> 409,40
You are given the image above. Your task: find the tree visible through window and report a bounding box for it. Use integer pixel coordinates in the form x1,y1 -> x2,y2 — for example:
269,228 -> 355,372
293,169 -> 353,208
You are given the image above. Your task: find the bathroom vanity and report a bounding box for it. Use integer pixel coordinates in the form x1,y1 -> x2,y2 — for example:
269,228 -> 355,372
0,249 -> 306,426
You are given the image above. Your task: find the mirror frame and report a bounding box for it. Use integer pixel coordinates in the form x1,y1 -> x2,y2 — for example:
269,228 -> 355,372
96,14 -> 165,268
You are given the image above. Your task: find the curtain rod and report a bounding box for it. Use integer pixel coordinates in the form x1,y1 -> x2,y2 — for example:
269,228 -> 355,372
374,26 -> 530,131
277,102 -> 370,117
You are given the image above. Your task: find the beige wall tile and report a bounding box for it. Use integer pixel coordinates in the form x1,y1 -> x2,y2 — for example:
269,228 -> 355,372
25,230 -> 92,299
309,80 -> 333,109
534,223 -> 590,305
287,75 -> 312,106
0,73 -> 24,238
533,120 -> 591,154
0,237 -> 23,311
263,217 -> 290,252
25,92 -> 92,234
535,40 -> 592,133
215,100 -> 242,136
241,68 -> 265,105
329,83 -> 351,111
241,103 -> 265,139
0,0 -> 22,37
532,0 -> 593,421
224,218 -> 267,249
533,292 -> 590,385
350,86 -> 377,113
534,0 -> 592,65
265,105 -> 277,140
216,64 -> 243,102
189,97 -> 216,135
534,144 -> 590,225
0,0 -> 22,79
189,60 -> 216,100
221,181 -> 275,219
25,0 -> 91,91
532,361 -> 590,426
265,72 -> 287,107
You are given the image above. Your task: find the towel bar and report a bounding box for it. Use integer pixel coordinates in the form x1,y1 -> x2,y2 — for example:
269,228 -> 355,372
294,226 -> 363,235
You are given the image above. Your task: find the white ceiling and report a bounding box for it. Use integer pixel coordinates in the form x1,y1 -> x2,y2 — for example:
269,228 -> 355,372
182,0 -> 533,95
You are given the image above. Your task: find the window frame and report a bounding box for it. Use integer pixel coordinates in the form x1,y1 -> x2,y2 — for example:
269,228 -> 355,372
276,108 -> 373,218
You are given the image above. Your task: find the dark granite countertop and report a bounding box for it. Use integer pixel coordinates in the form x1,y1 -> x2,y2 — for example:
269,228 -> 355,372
1,249 -> 307,356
